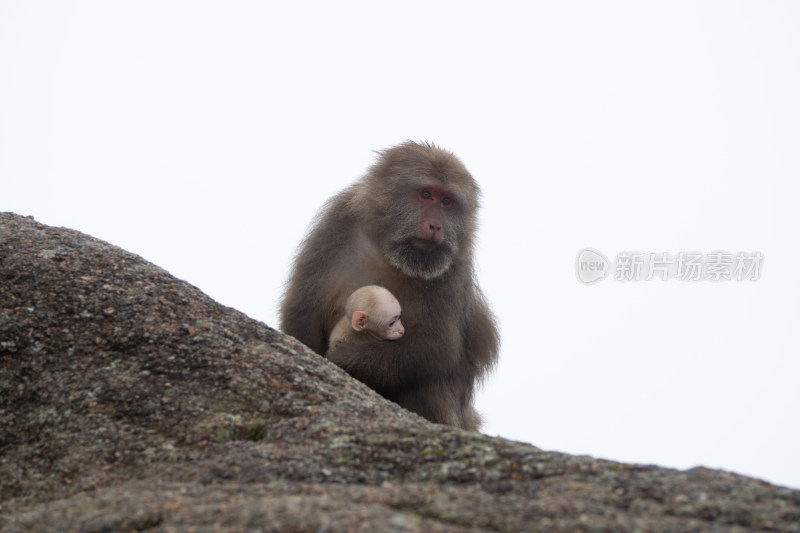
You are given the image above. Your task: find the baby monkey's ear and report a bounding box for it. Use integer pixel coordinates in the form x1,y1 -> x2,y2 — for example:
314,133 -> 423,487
351,311 -> 369,331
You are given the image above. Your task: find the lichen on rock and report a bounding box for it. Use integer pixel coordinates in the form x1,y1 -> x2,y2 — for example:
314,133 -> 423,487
1,212 -> 798,532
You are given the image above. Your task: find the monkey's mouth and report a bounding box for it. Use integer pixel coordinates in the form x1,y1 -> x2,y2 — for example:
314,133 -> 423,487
409,238 -> 440,252
388,238 -> 455,279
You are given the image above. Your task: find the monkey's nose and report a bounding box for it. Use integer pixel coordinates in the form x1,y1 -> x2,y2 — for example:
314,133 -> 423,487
428,223 -> 442,233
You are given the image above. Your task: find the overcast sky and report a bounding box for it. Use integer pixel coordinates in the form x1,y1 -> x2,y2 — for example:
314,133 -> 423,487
2,2 -> 798,489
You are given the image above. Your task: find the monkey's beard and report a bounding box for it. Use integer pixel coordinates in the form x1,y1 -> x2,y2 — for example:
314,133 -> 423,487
385,238 -> 455,280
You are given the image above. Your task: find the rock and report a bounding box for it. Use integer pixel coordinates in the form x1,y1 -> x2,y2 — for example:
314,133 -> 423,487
1,212 -> 798,532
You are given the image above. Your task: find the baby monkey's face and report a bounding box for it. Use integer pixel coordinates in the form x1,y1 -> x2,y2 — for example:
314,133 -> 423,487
367,291 -> 404,341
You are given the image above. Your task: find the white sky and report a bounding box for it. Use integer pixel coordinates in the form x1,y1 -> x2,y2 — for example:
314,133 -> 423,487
2,2 -> 798,489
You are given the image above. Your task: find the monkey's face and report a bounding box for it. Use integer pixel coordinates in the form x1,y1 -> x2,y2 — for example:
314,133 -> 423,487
379,315 -> 405,340
359,142 -> 480,281
383,185 -> 461,280
369,291 -> 404,340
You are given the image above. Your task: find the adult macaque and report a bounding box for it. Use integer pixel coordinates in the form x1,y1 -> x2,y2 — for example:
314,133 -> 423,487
328,285 -> 405,354
280,141 -> 498,430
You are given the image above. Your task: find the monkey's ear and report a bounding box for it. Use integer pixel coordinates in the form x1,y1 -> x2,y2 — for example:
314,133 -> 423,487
351,311 -> 368,331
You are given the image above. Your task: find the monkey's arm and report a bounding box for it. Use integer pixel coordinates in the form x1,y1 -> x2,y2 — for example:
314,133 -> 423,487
279,197 -> 355,355
462,287 -> 500,378
326,316 -> 352,355
325,337 -> 413,394
280,259 -> 329,354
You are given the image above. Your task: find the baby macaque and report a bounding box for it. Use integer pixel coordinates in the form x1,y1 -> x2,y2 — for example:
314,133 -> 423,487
327,285 -> 404,354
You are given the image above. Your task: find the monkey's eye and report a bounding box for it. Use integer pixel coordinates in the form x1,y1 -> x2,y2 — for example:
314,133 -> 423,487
420,190 -> 433,200
441,197 -> 453,206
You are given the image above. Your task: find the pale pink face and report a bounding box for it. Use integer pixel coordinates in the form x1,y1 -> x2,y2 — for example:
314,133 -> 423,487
369,290 -> 404,340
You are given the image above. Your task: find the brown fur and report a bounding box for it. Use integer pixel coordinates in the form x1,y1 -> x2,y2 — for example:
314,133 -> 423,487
280,141 -> 499,430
